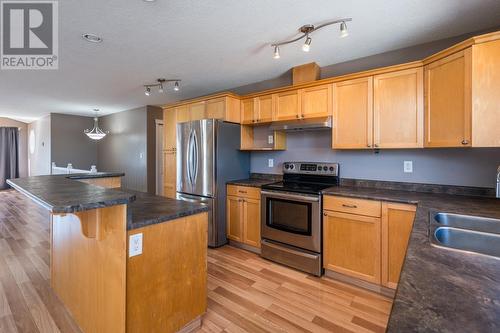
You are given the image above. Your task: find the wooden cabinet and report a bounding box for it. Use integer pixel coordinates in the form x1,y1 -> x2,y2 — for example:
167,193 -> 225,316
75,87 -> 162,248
163,150 -> 177,199
323,210 -> 381,284
332,77 -> 373,149
163,107 -> 177,150
273,90 -> 300,121
299,84 -> 332,119
323,195 -> 416,289
373,68 -> 424,148
241,95 -> 274,124
226,185 -> 261,249
424,49 -> 472,147
176,105 -> 190,123
206,96 -> 241,123
241,98 -> 256,124
381,202 -> 416,289
189,101 -> 206,121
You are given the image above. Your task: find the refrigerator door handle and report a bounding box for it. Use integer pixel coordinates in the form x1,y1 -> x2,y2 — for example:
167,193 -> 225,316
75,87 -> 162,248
192,129 -> 199,184
187,130 -> 195,185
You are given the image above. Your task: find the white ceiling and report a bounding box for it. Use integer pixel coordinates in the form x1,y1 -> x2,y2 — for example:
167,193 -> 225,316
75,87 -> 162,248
2,0 -> 500,122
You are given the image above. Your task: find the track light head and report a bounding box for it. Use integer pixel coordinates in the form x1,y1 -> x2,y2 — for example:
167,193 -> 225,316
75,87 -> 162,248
273,46 -> 280,59
302,36 -> 312,52
145,87 -> 151,96
174,81 -> 180,91
340,21 -> 348,38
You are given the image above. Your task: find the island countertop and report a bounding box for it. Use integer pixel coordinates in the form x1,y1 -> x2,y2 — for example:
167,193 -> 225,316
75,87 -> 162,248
322,185 -> 500,333
7,173 -> 133,213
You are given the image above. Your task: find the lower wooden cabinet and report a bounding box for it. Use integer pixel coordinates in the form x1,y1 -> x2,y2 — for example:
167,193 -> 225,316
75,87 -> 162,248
226,185 -> 261,249
163,150 -> 177,199
323,210 -> 381,284
323,195 -> 416,289
381,202 -> 416,288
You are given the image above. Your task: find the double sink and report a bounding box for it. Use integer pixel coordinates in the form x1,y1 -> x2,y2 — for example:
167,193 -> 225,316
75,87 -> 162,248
430,212 -> 500,259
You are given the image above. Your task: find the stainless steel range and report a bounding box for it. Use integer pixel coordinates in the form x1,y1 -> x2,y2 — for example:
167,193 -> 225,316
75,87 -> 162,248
261,162 -> 339,276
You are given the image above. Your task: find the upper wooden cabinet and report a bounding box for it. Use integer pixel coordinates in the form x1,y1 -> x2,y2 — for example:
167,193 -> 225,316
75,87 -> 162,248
241,95 -> 273,124
176,105 -> 190,123
205,97 -> 241,123
332,77 -> 373,149
273,90 -> 301,121
299,84 -> 333,119
163,107 -> 177,151
424,49 -> 472,147
189,101 -> 206,121
373,68 -> 424,148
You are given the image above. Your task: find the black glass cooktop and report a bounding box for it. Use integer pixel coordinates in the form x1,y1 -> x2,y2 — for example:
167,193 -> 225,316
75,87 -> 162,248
262,181 -> 335,195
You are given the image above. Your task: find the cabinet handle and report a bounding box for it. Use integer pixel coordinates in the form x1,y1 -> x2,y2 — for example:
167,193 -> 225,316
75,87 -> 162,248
367,144 -> 371,148
461,139 -> 469,145
323,213 -> 327,216
342,204 -> 358,208
374,144 -> 379,148
238,190 -> 247,194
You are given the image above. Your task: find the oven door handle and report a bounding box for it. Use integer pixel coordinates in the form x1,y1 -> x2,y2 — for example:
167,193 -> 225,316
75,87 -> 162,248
261,191 -> 319,202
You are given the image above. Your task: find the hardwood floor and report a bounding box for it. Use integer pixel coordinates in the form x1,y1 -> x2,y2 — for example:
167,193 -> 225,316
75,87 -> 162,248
0,190 -> 392,333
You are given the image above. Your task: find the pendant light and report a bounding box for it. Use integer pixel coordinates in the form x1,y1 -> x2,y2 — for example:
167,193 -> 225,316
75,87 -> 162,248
84,109 -> 108,140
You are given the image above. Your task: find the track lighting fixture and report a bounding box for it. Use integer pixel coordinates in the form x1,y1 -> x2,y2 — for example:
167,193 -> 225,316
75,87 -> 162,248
302,35 -> 312,52
271,18 -> 351,58
144,78 -> 181,96
273,45 -> 280,59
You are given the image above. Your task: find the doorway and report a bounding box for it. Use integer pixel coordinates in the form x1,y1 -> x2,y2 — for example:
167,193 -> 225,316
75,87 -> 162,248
155,120 -> 164,196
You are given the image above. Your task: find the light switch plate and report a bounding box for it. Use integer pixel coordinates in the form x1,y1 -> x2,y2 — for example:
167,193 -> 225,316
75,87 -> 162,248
404,161 -> 413,173
268,159 -> 274,168
268,135 -> 274,144
129,233 -> 143,257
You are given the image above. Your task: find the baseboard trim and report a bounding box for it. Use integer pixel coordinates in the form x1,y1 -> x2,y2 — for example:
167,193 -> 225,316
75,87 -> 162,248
324,269 -> 396,298
228,240 -> 261,254
177,315 -> 202,333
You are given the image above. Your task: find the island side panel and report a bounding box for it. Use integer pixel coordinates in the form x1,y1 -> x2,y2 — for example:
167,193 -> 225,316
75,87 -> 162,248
76,176 -> 122,188
126,212 -> 208,333
51,205 -> 127,333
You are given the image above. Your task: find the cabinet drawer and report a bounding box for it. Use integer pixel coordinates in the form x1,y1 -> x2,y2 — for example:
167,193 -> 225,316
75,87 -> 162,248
227,185 -> 260,200
323,196 -> 381,217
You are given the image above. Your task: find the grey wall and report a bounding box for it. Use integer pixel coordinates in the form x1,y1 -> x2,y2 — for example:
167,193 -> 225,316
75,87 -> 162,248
251,131 -> 500,188
232,26 -> 500,189
97,107 -> 148,191
28,115 -> 51,176
0,117 -> 28,177
50,113 -> 97,170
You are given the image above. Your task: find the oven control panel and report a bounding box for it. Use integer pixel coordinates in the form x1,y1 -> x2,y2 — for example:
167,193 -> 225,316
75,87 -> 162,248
283,162 -> 339,176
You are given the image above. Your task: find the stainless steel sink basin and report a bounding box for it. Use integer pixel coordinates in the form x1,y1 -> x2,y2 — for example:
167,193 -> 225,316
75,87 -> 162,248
430,212 -> 500,259
434,212 -> 500,234
433,227 -> 500,258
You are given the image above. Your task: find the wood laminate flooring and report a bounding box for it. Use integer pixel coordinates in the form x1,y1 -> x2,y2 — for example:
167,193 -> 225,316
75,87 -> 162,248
0,190 -> 392,333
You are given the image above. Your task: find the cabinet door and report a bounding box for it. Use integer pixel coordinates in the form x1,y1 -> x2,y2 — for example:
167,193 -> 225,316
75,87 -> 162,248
381,203 -> 416,289
300,84 -> 332,119
189,102 -> 206,121
241,98 -> 256,124
163,151 -> 177,199
256,95 -> 273,123
226,196 -> 243,242
323,210 -> 381,284
163,108 -> 177,151
176,105 -> 190,123
273,90 -> 300,121
373,68 -> 424,148
332,77 -> 373,149
243,198 -> 261,248
424,49 -> 472,147
206,98 -> 225,119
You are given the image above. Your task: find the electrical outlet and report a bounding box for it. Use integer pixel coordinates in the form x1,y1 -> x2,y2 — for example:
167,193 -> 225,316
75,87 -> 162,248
268,159 -> 274,168
139,152 -> 144,159
129,233 -> 143,257
404,161 -> 413,173
268,135 -> 274,144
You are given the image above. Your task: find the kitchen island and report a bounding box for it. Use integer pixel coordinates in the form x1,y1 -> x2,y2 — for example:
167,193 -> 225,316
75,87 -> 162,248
7,173 -> 209,333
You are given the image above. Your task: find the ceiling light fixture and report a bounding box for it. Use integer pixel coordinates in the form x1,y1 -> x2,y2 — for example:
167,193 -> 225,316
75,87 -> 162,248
82,33 -> 103,43
84,109 -> 108,140
271,18 -> 351,58
144,78 -> 181,96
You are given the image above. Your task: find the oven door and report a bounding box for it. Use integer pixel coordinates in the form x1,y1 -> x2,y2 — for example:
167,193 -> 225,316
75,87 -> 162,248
261,190 -> 321,253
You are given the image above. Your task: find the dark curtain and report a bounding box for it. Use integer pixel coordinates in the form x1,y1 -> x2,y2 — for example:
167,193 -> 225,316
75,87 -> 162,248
0,127 -> 19,189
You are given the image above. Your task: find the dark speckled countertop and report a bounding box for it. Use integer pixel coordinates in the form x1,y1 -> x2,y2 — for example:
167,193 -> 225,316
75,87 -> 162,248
227,173 -> 282,188
7,173 -> 133,213
322,185 -> 500,333
125,190 -> 208,230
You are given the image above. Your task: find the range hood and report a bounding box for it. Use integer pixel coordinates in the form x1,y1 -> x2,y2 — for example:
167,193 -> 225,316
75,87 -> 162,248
269,116 -> 332,131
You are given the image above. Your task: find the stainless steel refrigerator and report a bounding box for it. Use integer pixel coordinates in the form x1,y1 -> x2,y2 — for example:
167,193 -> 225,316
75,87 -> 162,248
176,119 -> 250,247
